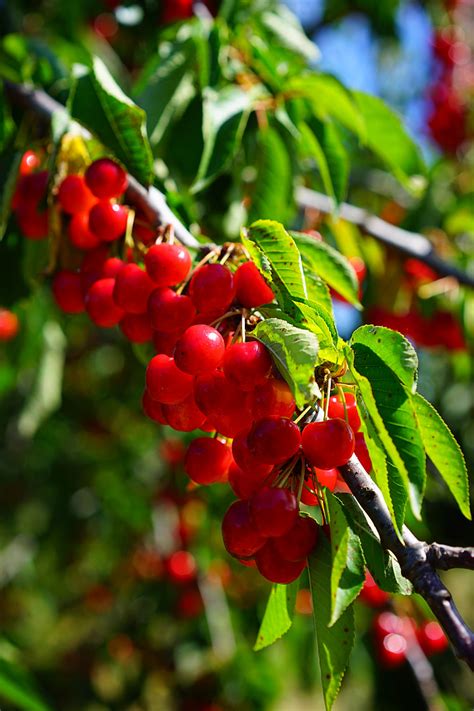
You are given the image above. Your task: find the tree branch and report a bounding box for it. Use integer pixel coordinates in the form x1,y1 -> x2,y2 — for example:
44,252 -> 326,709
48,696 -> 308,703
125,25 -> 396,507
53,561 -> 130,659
296,186 -> 474,288
426,543 -> 474,571
339,454 -> 474,670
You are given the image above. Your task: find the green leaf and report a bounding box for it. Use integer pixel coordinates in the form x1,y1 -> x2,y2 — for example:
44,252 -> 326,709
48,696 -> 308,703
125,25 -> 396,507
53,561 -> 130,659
0,145 -> 21,242
254,582 -> 298,651
299,120 -> 348,204
309,536 -> 354,711
0,656 -> 53,711
260,7 -> 319,61
291,230 -> 360,307
253,318 -> 319,408
247,127 -> 293,224
193,85 -> 253,192
327,493 -> 365,626
69,56 -> 153,184
352,91 -> 425,192
413,393 -> 471,519
351,325 -> 418,392
351,337 -> 426,518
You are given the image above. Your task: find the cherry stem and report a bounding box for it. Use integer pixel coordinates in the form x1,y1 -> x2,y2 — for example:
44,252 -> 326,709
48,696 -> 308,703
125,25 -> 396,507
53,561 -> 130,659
336,383 -> 349,424
165,223 -> 175,245
323,375 -> 332,420
219,244 -> 235,265
176,248 -> 220,294
241,312 -> 246,343
296,458 -> 306,502
210,310 -> 242,328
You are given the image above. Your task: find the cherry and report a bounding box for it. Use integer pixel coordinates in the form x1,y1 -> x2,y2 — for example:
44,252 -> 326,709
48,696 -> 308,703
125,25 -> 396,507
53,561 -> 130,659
234,261 -> 274,308
148,288 -> 196,333
166,550 -> 196,584
185,437 -> 232,484
0,309 -> 19,341
255,540 -> 306,584
16,203 -> 49,239
379,633 -> 407,668
355,432 -> 372,472
153,329 -> 179,356
177,588 -> 203,618
359,571 -> 389,607
120,312 -> 153,343
174,324 -> 225,375
113,263 -> 155,314
145,354 -> 193,404
69,212 -> 101,250
302,418 -> 355,469
161,0 -> 194,23
223,341 -> 272,391
145,243 -> 192,287
52,271 -> 86,313
373,612 -> 408,639
142,390 -> 167,424
189,264 -> 235,315
221,500 -> 267,559
20,150 -> 41,176
85,278 -> 125,327
228,461 -> 272,500
194,370 -> 253,437
252,377 -> 296,419
327,392 -> 361,432
85,157 -> 128,199
249,486 -> 298,538
247,417 -> 301,465
295,588 -> 313,615
102,257 -> 125,279
273,516 -> 318,561
163,394 -> 207,432
416,621 -> 448,656
301,486 -> 319,506
133,219 -> 156,246
231,431 -> 273,476
314,467 -> 338,491
89,201 -> 127,242
16,171 -> 48,203
57,175 -> 95,214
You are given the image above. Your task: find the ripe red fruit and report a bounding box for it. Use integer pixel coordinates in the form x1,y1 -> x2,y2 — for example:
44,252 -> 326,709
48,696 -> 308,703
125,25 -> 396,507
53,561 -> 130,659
145,354 -> 193,404
249,486 -> 298,538
379,633 -> 408,668
16,170 -> 48,203
359,571 -> 389,607
88,201 -> 127,242
20,150 -> 41,176
142,390 -> 167,424
301,485 -> 319,506
231,431 -> 273,476
302,418 -> 355,469
57,174 -> 95,214
252,377 -> 296,419
247,417 -> 301,465
145,243 -> 192,287
234,261 -> 274,308
16,203 -> 49,239
355,432 -> 372,472
273,516 -> 318,561
163,394 -> 207,432
314,467 -> 338,491
113,263 -> 155,314
185,437 -> 232,484
177,588 -> 203,618
194,370 -> 253,437
416,621 -> 448,656
148,288 -> 196,333
85,278 -> 125,327
166,550 -> 196,584
0,309 -> 19,341
228,461 -> 272,500
327,392 -> 361,432
120,312 -> 153,343
189,264 -> 235,315
174,324 -> 225,375
255,540 -> 306,584
153,329 -> 179,356
223,341 -> 272,391
69,212 -> 101,250
161,0 -> 193,23
52,271 -> 85,313
85,158 -> 128,199
222,500 -> 267,559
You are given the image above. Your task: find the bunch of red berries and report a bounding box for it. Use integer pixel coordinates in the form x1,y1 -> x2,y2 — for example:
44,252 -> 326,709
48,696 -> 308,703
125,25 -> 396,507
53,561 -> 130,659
374,611 -> 448,668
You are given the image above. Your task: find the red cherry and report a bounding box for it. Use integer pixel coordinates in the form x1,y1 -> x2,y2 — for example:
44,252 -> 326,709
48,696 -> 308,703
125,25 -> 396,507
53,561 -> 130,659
85,158 -> 128,199
69,212 -> 101,250
177,588 -> 203,618
113,263 -> 155,314
145,243 -> 192,287
231,431 -> 273,476
247,417 -> 301,465
163,394 -> 207,432
255,539 -> 306,584
166,550 -> 196,584
52,271 -> 85,313
194,371 -> 253,437
252,377 -> 296,419
189,264 -> 235,316
221,500 -> 267,559
120,312 -> 153,343
327,392 -> 361,432
148,288 -> 196,333
234,261 -> 274,308
89,201 -> 127,242
249,486 -> 298,538
301,485 -> 319,506
0,309 -> 19,341
302,418 -> 355,469
153,329 -> 180,356
359,571 -> 389,607
142,390 -> 167,424
185,437 -> 232,484
355,432 -> 372,472
145,354 -> 193,404
373,612 -> 408,639
57,175 -> 95,214
228,461 -> 273,499
174,325 -> 225,375
20,150 -> 41,176
314,467 -> 338,491
102,257 -> 124,279
161,0 -> 193,23
416,621 -> 448,656
16,171 -> 48,203
85,278 -> 125,327
133,219 -> 156,246
223,341 -> 272,391
273,516 -> 318,561
16,203 -> 49,239
379,633 -> 408,668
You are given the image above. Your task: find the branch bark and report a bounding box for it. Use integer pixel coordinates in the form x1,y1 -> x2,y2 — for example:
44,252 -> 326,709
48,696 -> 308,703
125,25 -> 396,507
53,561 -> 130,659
339,454 -> 474,670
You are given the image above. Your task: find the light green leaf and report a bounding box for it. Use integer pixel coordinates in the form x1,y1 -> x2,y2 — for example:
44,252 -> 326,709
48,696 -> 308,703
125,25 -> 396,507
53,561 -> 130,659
69,56 -> 153,184
413,393 -> 471,519
0,656 -> 53,711
309,536 -> 355,711
299,120 -> 348,204
253,318 -> 319,408
351,325 -> 418,392
248,127 -> 293,224
261,7 -> 319,61
254,582 -> 298,651
291,230 -> 360,307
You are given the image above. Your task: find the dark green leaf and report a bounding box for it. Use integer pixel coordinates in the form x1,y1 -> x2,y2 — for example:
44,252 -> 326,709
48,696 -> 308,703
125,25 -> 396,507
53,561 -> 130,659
247,127 -> 293,224
254,581 -> 298,651
0,146 -> 21,242
0,656 -> 53,711
299,120 -> 348,204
